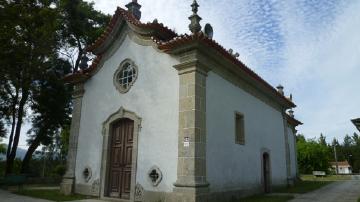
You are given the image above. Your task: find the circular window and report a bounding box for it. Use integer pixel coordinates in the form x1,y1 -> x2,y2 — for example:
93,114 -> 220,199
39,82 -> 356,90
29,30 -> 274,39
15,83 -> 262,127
83,167 -> 92,182
114,59 -> 138,93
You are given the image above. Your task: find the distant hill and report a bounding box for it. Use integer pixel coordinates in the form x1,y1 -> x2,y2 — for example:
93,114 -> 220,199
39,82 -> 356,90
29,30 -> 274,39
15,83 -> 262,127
0,146 -> 27,161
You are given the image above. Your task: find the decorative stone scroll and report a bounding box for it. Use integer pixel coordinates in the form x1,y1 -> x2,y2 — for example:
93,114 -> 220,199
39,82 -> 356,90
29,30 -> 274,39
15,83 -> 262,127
91,179 -> 100,195
134,183 -> 144,201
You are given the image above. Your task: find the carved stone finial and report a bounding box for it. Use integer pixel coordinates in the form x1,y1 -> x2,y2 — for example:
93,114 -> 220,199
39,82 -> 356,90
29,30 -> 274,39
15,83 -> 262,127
126,0 -> 142,20
288,109 -> 294,118
188,0 -> 202,34
276,84 -> 284,95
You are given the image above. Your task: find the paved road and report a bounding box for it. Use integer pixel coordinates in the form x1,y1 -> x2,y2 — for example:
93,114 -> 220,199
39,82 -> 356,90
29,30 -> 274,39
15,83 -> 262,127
290,178 -> 360,202
0,189 -> 51,202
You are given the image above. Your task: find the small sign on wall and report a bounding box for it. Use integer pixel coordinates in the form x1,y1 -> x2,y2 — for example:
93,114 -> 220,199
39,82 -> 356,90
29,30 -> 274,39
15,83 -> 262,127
184,137 -> 190,147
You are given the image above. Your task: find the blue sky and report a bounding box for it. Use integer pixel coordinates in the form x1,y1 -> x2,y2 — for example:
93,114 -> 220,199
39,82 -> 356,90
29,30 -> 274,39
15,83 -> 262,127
89,0 -> 359,143
12,0 -> 360,149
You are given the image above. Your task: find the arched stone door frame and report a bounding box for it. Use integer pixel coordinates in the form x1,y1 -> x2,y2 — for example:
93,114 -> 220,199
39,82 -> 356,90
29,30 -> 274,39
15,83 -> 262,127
100,107 -> 142,201
260,148 -> 271,193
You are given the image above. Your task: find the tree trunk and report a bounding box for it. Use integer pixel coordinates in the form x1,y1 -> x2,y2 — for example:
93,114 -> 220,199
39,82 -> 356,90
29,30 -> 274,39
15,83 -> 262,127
5,89 -> 29,175
21,134 -> 42,174
6,87 -> 19,159
73,36 -> 83,72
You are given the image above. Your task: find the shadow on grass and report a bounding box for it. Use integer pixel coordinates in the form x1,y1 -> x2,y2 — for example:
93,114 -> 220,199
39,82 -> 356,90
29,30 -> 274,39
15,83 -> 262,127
273,180 -> 332,194
14,189 -> 91,201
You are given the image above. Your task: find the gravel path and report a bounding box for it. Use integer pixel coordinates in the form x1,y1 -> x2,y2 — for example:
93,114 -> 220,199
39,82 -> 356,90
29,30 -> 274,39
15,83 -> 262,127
290,178 -> 360,202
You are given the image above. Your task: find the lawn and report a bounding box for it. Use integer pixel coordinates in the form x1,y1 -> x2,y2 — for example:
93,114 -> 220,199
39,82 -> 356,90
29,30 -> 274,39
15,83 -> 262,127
300,174 -> 351,181
15,189 -> 89,201
274,180 -> 332,194
240,195 -> 294,202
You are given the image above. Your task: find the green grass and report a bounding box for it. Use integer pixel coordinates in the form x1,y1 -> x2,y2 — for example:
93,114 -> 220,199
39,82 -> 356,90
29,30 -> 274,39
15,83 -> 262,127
14,189 -> 90,201
358,197 -> 360,202
300,174 -> 351,181
274,180 -> 332,194
240,195 -> 294,202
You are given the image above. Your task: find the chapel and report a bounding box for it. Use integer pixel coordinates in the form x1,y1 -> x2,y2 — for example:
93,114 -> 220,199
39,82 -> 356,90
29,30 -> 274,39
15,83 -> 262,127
61,1 -> 302,201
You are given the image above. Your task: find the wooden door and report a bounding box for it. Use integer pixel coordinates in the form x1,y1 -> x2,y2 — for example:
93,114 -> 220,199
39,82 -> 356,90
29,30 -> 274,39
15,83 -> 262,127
263,153 -> 271,193
108,118 -> 134,199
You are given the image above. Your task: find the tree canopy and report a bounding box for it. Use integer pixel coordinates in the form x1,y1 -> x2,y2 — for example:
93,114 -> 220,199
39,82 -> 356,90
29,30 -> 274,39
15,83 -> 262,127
0,0 -> 109,175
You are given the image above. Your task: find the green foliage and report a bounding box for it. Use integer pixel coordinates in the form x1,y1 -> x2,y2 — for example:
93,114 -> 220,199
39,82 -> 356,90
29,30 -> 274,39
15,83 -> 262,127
0,138 -> 5,155
54,164 -> 66,177
58,0 -> 110,71
297,135 -> 331,174
0,121 -> 6,138
298,132 -> 360,174
0,0 -> 108,174
0,0 -> 64,174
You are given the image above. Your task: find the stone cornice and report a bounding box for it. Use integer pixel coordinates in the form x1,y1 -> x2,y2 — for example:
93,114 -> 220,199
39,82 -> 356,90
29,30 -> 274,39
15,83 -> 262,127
174,60 -> 211,76
72,83 -> 85,99
159,33 -> 295,110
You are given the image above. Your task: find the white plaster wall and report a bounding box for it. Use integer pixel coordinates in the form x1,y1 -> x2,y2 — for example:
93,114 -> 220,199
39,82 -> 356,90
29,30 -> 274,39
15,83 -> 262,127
287,127 -> 297,178
206,72 -> 288,192
75,35 -> 179,192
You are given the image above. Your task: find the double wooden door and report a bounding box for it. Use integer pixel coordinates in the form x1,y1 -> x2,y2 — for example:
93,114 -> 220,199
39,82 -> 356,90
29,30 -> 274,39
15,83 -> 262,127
108,118 -> 134,199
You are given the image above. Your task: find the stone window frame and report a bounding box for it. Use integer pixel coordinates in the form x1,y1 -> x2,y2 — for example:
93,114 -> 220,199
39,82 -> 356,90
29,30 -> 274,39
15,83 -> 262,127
113,59 -> 138,94
100,107 -> 142,201
235,111 -> 245,145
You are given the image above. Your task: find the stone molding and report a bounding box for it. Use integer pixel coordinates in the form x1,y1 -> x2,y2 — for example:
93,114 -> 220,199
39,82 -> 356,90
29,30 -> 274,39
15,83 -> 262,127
113,58 -> 139,94
60,83 -> 85,195
282,112 -> 291,185
100,106 -> 142,201
173,49 -> 210,197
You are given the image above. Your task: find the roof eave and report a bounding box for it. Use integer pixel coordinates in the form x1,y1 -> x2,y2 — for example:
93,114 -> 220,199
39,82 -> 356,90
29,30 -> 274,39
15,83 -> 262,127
160,36 -> 296,109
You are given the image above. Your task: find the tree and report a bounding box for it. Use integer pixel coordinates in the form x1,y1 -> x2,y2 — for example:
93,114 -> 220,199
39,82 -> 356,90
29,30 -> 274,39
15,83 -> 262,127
352,133 -> 359,146
0,0 -> 61,174
297,136 -> 331,174
58,0 -> 110,72
319,133 -> 327,146
343,134 -> 353,147
21,58 -> 72,173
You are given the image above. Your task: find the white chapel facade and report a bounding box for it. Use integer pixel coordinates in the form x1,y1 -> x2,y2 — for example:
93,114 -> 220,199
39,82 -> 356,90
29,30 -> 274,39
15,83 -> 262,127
61,1 -> 302,202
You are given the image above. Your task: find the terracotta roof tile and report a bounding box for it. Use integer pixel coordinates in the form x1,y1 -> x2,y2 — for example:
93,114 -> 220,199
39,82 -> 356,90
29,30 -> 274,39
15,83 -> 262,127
158,32 -> 295,107
65,6 -> 297,109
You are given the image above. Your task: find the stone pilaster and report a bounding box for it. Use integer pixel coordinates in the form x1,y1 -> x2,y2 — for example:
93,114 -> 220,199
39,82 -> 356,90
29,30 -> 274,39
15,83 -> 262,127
60,83 -> 85,195
173,52 -> 210,200
282,112 -> 292,186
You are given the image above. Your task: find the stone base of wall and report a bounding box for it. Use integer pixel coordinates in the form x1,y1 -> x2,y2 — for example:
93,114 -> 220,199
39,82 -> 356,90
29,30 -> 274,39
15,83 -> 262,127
141,187 -> 263,202
60,178 -> 74,195
75,183 -> 100,197
74,186 -> 264,202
